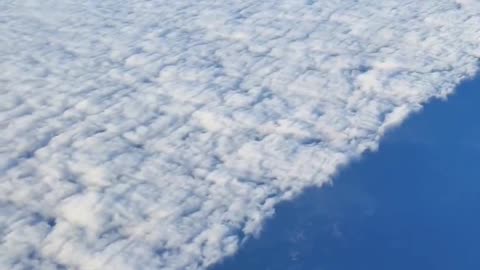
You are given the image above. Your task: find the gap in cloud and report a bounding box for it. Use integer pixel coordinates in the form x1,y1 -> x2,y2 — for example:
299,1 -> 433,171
210,73 -> 480,270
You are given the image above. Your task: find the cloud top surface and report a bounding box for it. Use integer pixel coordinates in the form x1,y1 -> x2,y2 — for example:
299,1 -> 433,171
0,0 -> 479,269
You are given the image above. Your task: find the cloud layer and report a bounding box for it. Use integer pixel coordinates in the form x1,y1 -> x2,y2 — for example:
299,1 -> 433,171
1,0 -> 479,269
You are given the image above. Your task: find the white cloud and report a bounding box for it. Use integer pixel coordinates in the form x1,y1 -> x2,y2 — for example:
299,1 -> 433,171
0,0 -> 479,269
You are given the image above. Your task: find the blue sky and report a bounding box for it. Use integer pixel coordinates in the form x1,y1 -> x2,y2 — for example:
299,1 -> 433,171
212,75 -> 480,270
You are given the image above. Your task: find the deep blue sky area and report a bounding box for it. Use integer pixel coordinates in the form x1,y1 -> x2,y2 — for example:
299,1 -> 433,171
212,75 -> 480,270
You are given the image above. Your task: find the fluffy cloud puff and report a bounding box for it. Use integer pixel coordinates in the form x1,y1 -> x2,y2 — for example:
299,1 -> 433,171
0,0 -> 479,269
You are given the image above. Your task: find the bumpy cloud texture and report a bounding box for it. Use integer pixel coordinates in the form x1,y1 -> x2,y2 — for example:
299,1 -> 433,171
0,0 -> 479,269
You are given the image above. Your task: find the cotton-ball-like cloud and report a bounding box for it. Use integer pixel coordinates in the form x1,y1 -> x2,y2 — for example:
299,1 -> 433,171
0,0 -> 479,269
